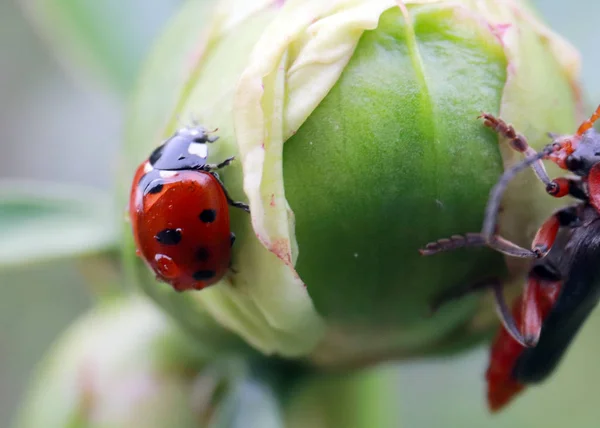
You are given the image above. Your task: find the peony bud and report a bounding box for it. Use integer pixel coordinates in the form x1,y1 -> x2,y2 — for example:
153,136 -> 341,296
14,297 -> 248,428
121,0 -> 582,367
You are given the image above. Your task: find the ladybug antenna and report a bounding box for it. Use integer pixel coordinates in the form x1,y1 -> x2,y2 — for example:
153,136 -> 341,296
482,144 -> 559,241
174,113 -> 183,128
576,104 -> 600,137
188,112 -> 200,127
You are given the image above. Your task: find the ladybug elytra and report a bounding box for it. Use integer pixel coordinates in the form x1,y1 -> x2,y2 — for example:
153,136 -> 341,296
129,125 -> 249,292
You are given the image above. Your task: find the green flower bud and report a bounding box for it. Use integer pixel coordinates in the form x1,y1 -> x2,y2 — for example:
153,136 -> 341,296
13,297 -> 243,428
121,0 -> 582,365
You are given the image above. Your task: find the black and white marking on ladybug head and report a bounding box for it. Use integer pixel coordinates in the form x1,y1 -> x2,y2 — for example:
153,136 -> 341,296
187,142 -> 209,158
150,125 -> 218,171
147,181 -> 164,194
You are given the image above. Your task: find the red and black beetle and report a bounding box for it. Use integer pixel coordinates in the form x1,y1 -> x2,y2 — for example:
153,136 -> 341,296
419,106 -> 600,411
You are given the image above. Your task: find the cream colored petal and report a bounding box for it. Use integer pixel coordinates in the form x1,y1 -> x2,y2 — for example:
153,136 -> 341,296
231,0 -> 398,355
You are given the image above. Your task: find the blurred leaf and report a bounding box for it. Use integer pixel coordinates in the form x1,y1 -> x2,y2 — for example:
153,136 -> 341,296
0,180 -> 118,269
19,0 -> 180,94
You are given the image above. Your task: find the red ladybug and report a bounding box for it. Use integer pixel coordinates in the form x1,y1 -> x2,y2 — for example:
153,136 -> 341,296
129,125 -> 249,292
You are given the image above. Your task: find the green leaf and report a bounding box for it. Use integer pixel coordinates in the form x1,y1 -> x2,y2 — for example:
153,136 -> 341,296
19,0 -> 180,93
0,180 -> 118,269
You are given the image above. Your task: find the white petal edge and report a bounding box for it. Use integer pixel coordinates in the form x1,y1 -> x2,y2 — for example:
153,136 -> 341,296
228,0 -> 401,354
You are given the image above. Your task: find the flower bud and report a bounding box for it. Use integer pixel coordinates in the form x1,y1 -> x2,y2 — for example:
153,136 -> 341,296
121,0 -> 582,365
14,298 -> 232,428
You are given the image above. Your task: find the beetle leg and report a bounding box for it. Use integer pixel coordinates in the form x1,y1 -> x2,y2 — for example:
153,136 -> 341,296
480,114 -> 582,200
546,176 -> 588,200
480,113 -> 552,187
420,233 -> 539,258
520,276 -> 544,347
419,233 -> 486,255
422,204 -> 581,259
533,204 -> 582,254
530,215 -> 560,258
490,281 -> 529,347
520,272 -> 564,348
428,277 -> 530,347
209,172 -> 250,213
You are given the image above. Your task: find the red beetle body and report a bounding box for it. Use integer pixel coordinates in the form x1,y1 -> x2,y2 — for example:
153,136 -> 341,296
420,106 -> 600,412
486,281 -> 560,411
129,125 -> 249,292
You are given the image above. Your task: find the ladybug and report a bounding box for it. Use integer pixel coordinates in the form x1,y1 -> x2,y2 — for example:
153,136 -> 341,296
419,106 -> 600,411
129,124 -> 250,292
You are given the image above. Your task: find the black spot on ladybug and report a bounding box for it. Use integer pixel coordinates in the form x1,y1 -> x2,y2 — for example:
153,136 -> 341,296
230,232 -> 236,247
155,228 -> 182,245
147,182 -> 164,194
193,270 -> 215,281
196,247 -> 210,261
149,144 -> 165,165
199,209 -> 217,223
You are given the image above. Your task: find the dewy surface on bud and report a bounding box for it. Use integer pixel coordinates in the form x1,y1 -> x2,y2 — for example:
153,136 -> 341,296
122,0 -> 581,363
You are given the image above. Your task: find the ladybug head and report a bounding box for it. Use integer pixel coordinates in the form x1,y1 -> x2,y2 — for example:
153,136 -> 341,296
149,126 -> 219,171
565,128 -> 600,176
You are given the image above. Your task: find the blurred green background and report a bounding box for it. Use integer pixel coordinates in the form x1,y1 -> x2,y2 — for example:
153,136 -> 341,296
2,0 -> 600,427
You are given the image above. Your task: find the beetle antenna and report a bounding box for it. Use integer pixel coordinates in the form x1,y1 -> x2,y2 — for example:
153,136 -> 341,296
482,145 -> 557,241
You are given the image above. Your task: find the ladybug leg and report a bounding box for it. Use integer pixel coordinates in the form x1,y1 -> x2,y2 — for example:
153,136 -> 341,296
210,172 -> 250,213
480,113 -> 552,187
204,156 -> 235,171
204,127 -> 220,142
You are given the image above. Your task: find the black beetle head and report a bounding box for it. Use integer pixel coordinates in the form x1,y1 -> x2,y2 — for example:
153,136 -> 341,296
565,128 -> 600,176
